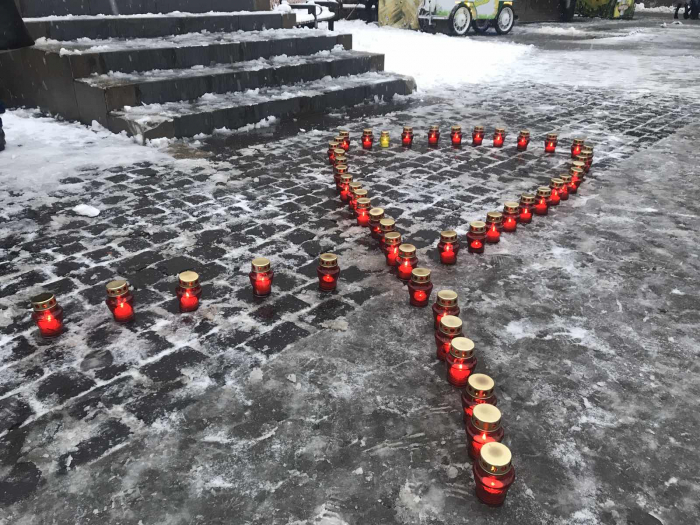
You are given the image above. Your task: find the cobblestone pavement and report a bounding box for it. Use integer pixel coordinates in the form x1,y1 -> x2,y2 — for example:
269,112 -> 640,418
2,18 -> 700,525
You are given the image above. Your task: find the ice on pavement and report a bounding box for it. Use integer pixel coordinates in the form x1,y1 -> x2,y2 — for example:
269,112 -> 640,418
71,204 -> 101,217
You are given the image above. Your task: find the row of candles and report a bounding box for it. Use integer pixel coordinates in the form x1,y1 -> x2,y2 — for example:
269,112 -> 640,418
325,128 -> 596,505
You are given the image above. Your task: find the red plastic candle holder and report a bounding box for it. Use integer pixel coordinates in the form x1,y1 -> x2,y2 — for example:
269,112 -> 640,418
437,230 -> 460,265
328,141 -> 340,164
333,164 -> 349,191
378,218 -> 396,249
432,289 -> 460,330
332,148 -> 346,167
382,232 -> 402,266
545,132 -> 558,154
31,292 -> 64,338
355,197 -> 372,227
558,175 -> 571,201
338,174 -> 353,201
317,253 -> 340,292
401,126 -> 414,147
368,208 -> 385,239
451,125 -> 462,147
467,404 -> 504,460
571,137 -> 585,158
339,130 -> 350,151
570,163 -> 585,190
467,221 -> 487,254
516,129 -> 530,151
485,212 -> 503,244
105,279 -> 135,323
502,202 -> 519,233
176,270 -> 202,312
534,187 -> 551,216
435,315 -> 463,361
347,182 -> 363,209
428,125 -> 440,146
396,244 -> 417,281
473,442 -> 515,507
408,268 -> 433,307
518,194 -> 535,224
493,127 -> 505,148
362,128 -> 374,150
472,125 -> 485,146
249,258 -> 274,298
445,337 -> 476,387
461,373 -> 497,420
350,187 -> 368,213
548,178 -> 564,206
582,144 -> 594,166
578,150 -> 593,173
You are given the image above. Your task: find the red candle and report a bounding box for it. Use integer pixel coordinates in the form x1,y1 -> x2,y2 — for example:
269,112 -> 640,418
333,163 -> 348,192
571,137 -> 584,158
432,289 -> 460,330
569,165 -> 583,192
338,174 -> 353,202
516,129 -> 530,151
347,182 -> 363,210
548,178 -> 563,206
502,202 -> 519,233
467,221 -> 486,254
31,293 -> 64,338
534,187 -> 551,216
450,125 -> 462,147
331,148 -> 346,167
445,337 -> 476,387
437,230 -> 460,265
317,253 -> 340,292
369,208 -> 385,239
558,175 -> 571,200
434,315 -> 463,361
328,141 -> 340,164
105,279 -> 135,323
484,211 -> 503,244
396,244 -> 417,281
362,128 -> 373,150
176,270 -> 202,312
578,150 -> 593,173
355,197 -> 371,227
351,188 -> 368,213
339,130 -> 350,151
473,442 -> 515,506
518,193 -> 535,224
467,404 -> 504,460
544,132 -> 558,153
249,258 -> 274,297
461,373 -> 498,420
493,127 -> 505,148
407,268 -> 433,307
383,232 -> 402,266
472,125 -> 485,146
401,126 -> 413,147
378,218 -> 396,250
428,125 -> 440,146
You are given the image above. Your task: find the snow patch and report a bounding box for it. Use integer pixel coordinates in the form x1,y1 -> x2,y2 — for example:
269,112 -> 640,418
72,204 -> 100,217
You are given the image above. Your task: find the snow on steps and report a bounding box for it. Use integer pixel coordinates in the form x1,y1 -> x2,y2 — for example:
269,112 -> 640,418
109,71 -> 416,139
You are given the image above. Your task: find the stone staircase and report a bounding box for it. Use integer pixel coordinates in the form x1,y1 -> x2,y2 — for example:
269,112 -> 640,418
0,0 -> 415,140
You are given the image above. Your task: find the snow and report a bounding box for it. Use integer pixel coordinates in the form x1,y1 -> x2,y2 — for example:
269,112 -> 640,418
71,204 -> 101,217
636,2 -> 676,12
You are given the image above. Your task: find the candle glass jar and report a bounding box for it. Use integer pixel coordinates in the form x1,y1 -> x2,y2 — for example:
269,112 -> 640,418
347,182 -> 363,210
328,141 -> 340,164
435,315 -> 463,361
445,337 -> 477,387
379,218 -> 396,249
461,373 -> 497,420
339,130 -> 350,151
577,151 -> 593,173
408,268 -> 433,307
544,132 -> 558,153
432,289 -> 460,329
332,148 -> 346,167
485,212 -> 503,244
570,163 -> 585,189
571,137 -> 585,158
437,230 -> 460,265
317,253 -> 340,292
105,279 -> 135,323
534,187 -> 551,216
451,125 -> 462,147
473,442 -> 515,506
516,129 -> 530,151
334,136 -> 344,153
428,125 -> 440,146
249,258 -> 274,298
401,126 -> 414,147
379,131 -> 390,148
333,164 -> 349,191
558,175 -> 571,201
549,178 -> 564,206
369,208 -> 385,239
355,197 -> 371,227
382,232 -> 402,266
472,125 -> 485,146
177,270 -> 202,312
396,244 -> 417,281
339,174 -> 353,201
350,188 -> 368,212
467,404 -> 504,460
467,221 -> 487,254
519,194 -> 535,224
502,202 -> 519,233
362,128 -> 374,150
493,127 -> 505,148
31,293 -> 64,338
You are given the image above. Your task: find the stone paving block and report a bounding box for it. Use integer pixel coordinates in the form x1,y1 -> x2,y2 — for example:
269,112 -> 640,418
247,321 -> 311,356
0,397 -> 34,434
37,372 -> 97,404
251,294 -> 311,325
141,347 -> 208,382
57,419 -> 132,473
0,462 -> 43,506
301,298 -> 355,327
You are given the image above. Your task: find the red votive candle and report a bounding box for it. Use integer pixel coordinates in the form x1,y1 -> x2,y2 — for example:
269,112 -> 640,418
571,137 -> 585,158
31,292 -> 64,338
432,289 -> 460,330
549,178 -> 563,206
502,202 -> 519,233
467,404 -> 504,460
355,197 -> 372,227
408,268 -> 433,307
328,141 -> 340,164
519,193 -> 535,224
362,128 -> 373,150
347,182 -> 363,210
451,125 -> 462,147
369,208 -> 385,239
339,130 -> 350,151
396,244 -> 417,281
461,373 -> 497,420
378,218 -> 396,250
338,174 -> 353,201
435,315 -> 463,361
544,132 -> 558,154
493,127 -> 505,148
176,270 -> 202,312
333,164 -> 349,191
534,187 -> 551,216
401,126 -> 414,147
383,232 -> 402,266
472,125 -> 485,146
350,187 -> 368,213
467,221 -> 487,254
473,442 -> 515,506
428,125 -> 440,146
570,163 -> 585,190
249,258 -> 274,298
332,148 -> 346,167
438,230 -> 460,265
445,337 -> 477,387
317,253 -> 340,292
105,279 -> 134,323
485,212 -> 503,244
516,129 -> 530,151
558,175 -> 571,201
578,150 -> 593,173
582,144 -> 594,168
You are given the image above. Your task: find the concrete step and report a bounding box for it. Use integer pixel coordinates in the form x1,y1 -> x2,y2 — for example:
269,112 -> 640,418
75,49 -> 384,125
108,71 -> 416,139
25,12 -> 296,41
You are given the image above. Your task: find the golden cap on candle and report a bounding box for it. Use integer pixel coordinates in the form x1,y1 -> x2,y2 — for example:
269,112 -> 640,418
334,136 -> 344,144
503,201 -> 519,214
348,182 -> 362,194
328,141 -> 339,149
472,404 -> 501,432
581,146 -> 593,156
356,197 -> 371,210
339,130 -> 349,138
520,193 -> 535,205
106,279 -> 129,297
436,289 -> 458,307
410,267 -> 431,284
383,231 -> 402,246
250,259 -> 270,273
577,153 -> 592,163
495,127 -> 506,134
550,178 -> 564,189
353,188 -> 368,200
339,174 -> 353,185
362,128 -> 373,136
439,315 -> 462,336
451,125 -> 461,133
30,292 -> 57,311
379,218 -> 395,233
319,253 -> 338,268
178,270 -> 200,288
560,174 -> 572,184
380,130 -> 389,137
430,124 -> 440,131
571,160 -> 585,170
469,221 -> 486,234
519,129 -> 530,138
440,230 -> 458,243
570,168 -> 584,180
479,442 -> 512,476
467,373 -> 495,399
334,164 -> 349,176
369,208 -> 384,221
450,337 -> 475,359
403,126 -> 413,133
572,138 -> 585,146
473,125 -> 485,133
546,132 -> 558,140
485,211 -> 503,225
333,148 -> 345,157
398,244 -> 416,258
537,186 -> 552,198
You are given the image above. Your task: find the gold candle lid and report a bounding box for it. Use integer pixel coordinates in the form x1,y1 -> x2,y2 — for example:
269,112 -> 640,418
479,442 -> 512,476
550,178 -> 564,189
398,244 -> 416,258
339,130 -> 349,138
250,258 -> 270,273
450,337 -> 475,359
178,270 -> 200,287
348,182 -> 362,193
485,211 -> 503,224
570,168 -> 584,180
380,130 -> 389,137
473,125 -> 485,133
383,231 -> 402,246
440,230 -> 458,243
106,279 -> 129,297
519,129 -> 530,137
319,253 -> 338,268
334,135 -> 344,144
546,132 -> 558,140
410,267 -> 431,284
369,208 -> 384,220
328,140 -> 339,149
451,125 -> 462,133
355,197 -> 371,210
31,292 -> 57,311
573,137 -> 585,145
467,373 -> 495,399
581,146 -> 593,155
537,186 -> 552,198
333,148 -> 345,157
334,164 -> 348,176
472,404 -> 502,432
559,174 -> 572,184
495,127 -> 505,134
362,128 -> 373,135
436,289 -> 458,307
353,188 -> 368,199
430,124 -> 440,131
503,201 -> 519,214
439,315 -> 462,336
577,152 -> 592,161
339,174 -> 353,185
571,160 -> 585,170
520,193 -> 535,205
469,221 -> 486,234
379,218 -> 395,232
403,126 -> 413,133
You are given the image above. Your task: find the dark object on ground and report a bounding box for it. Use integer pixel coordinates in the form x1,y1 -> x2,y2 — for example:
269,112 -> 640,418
0,0 -> 35,50
0,100 -> 5,152
561,0 -> 577,21
675,0 -> 700,19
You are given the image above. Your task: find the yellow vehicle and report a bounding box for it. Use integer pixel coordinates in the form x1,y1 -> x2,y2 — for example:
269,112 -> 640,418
418,0 -> 516,36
